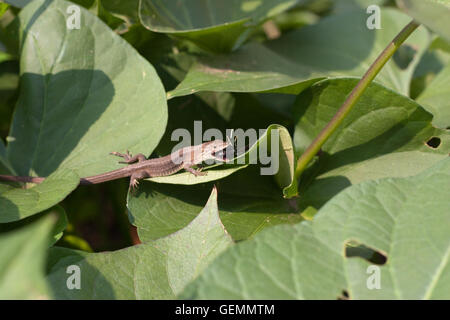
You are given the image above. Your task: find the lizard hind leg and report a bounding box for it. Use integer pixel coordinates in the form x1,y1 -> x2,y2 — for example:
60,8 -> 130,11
110,151 -> 147,164
129,177 -> 140,192
129,171 -> 150,192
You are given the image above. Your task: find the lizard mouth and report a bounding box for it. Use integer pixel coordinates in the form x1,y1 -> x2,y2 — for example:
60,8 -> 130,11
212,145 -> 233,161
212,149 -> 226,159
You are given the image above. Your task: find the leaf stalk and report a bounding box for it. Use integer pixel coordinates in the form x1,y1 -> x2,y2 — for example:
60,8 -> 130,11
294,20 -> 420,182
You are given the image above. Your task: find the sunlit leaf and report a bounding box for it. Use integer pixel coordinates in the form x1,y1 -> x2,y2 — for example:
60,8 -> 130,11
182,158 -> 450,299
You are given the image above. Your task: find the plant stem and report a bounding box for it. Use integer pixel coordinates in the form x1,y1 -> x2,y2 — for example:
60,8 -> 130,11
294,20 -> 420,182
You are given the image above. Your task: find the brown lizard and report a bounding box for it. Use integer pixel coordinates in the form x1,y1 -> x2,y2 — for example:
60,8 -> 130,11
0,140 -> 231,190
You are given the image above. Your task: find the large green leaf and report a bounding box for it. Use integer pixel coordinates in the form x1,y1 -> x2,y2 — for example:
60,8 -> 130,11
8,0 -> 167,177
0,169 -> 79,223
0,204 -> 68,246
417,62 -> 450,128
168,8 -> 428,98
139,0 -> 301,52
410,36 -> 450,99
229,124 -> 297,198
47,187 -> 233,299
148,163 -> 248,185
2,0 -> 167,220
129,165 -> 302,242
0,213 -> 55,299
293,78 -> 449,210
182,158 -> 450,299
397,0 -> 450,42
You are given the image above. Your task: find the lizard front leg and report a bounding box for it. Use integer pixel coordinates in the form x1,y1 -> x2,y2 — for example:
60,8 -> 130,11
110,151 -> 147,164
184,165 -> 207,176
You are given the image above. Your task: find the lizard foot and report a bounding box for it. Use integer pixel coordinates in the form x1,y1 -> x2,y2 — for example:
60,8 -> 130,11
129,178 -> 140,192
186,166 -> 207,177
110,150 -> 132,162
194,170 -> 207,176
110,151 -> 146,164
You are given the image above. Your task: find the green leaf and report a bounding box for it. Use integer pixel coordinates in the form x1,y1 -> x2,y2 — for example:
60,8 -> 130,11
7,0 -> 167,178
49,205 -> 68,245
231,124 -> 296,198
0,3 -> 9,19
430,36 -> 450,53
410,36 -> 450,99
101,0 -> 140,23
397,0 -> 450,42
181,158 -> 450,299
129,165 -> 302,242
148,164 -> 248,185
417,62 -> 450,128
0,169 -> 79,223
93,0 -> 126,30
0,213 -> 55,299
0,0 -> 167,222
1,0 -> 167,220
168,8 -> 428,98
0,205 -> 68,246
58,234 -> 93,252
47,187 -> 233,299
293,78 -> 449,210
4,0 -> 31,8
139,0 -> 300,52
0,51 -> 13,64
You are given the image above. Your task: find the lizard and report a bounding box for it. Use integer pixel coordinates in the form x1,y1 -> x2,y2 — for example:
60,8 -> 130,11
0,140 -> 231,191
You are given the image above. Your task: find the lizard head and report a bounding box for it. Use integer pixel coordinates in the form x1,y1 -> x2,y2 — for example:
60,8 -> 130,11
173,139 -> 232,166
200,139 -> 231,162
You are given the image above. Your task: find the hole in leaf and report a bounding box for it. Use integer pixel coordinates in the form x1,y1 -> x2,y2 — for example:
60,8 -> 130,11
337,290 -> 349,300
426,137 -> 441,149
345,241 -> 387,265
393,44 -> 417,70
